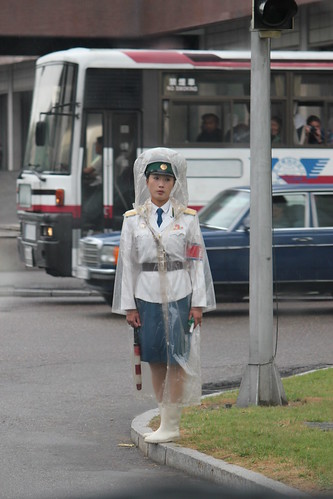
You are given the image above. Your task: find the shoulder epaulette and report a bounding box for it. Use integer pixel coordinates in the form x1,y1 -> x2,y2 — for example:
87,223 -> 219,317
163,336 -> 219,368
184,208 -> 197,216
124,209 -> 137,217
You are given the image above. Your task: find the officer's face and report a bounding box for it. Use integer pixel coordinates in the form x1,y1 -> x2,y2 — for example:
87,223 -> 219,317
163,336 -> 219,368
146,174 -> 175,206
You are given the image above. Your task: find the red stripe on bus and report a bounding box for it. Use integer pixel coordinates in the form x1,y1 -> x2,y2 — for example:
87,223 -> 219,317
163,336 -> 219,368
18,205 -> 114,218
191,61 -> 251,69
272,62 -> 333,69
124,50 -> 192,65
123,51 -> 333,70
281,175 -> 333,184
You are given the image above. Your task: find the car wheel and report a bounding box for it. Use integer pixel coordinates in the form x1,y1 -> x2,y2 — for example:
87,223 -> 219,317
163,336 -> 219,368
102,293 -> 113,307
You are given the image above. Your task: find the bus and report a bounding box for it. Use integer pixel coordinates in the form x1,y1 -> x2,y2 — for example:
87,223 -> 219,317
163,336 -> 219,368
16,48 -> 333,277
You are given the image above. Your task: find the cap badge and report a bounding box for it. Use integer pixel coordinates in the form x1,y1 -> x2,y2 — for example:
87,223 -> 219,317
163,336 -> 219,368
160,164 -> 168,170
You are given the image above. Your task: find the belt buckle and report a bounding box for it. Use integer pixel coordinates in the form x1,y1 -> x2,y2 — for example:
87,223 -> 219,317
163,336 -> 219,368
158,259 -> 166,272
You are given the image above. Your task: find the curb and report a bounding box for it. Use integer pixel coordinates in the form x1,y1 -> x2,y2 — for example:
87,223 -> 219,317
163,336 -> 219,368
131,409 -> 306,497
0,288 -> 100,298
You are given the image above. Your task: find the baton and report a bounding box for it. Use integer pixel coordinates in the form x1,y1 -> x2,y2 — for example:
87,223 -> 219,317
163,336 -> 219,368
133,327 -> 142,391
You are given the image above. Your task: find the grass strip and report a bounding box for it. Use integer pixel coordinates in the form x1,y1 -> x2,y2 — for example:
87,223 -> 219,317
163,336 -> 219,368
152,368 -> 333,493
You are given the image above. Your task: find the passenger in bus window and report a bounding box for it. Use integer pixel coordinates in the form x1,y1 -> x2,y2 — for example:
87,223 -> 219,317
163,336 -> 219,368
83,136 -> 103,185
304,115 -> 325,145
224,123 -> 250,143
271,116 -> 282,144
196,113 -> 222,142
82,136 -> 103,229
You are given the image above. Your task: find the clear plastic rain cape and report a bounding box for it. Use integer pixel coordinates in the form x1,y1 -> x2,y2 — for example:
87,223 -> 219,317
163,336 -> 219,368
112,148 -> 216,406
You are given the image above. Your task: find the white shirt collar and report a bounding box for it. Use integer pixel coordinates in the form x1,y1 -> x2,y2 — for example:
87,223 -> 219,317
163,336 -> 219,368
152,200 -> 171,214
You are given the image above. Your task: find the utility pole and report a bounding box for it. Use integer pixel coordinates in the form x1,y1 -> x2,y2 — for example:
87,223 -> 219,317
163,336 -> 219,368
237,0 -> 297,407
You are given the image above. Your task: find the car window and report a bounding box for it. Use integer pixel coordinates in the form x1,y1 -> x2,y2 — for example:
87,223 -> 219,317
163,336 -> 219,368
313,194 -> 333,227
199,190 -> 250,229
273,193 -> 306,229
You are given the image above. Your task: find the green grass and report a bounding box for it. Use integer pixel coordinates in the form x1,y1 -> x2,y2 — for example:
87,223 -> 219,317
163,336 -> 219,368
162,369 -> 333,492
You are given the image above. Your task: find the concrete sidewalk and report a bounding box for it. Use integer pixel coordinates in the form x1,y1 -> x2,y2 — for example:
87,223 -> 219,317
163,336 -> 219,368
0,270 -> 99,298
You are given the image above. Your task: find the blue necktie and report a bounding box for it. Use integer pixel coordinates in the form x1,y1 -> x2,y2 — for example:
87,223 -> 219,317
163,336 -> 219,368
156,207 -> 163,227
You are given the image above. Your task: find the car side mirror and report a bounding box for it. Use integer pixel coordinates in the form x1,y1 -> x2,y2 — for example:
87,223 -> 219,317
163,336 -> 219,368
35,121 -> 46,146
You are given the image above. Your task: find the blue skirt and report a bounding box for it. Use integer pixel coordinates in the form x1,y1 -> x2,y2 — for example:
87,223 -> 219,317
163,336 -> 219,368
136,295 -> 191,364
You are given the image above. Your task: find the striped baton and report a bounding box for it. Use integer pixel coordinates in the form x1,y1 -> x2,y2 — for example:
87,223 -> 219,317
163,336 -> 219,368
133,327 -> 142,390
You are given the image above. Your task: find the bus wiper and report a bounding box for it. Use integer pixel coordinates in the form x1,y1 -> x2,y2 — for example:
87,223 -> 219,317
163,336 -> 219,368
24,165 -> 46,182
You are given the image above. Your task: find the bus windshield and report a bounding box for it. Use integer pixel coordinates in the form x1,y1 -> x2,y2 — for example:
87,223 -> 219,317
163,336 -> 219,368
24,62 -> 77,174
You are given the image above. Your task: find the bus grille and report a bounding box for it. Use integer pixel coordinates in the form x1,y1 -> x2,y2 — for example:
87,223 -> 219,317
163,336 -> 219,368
80,239 -> 101,268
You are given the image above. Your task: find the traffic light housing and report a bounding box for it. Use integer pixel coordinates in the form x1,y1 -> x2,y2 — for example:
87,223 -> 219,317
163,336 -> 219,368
252,0 -> 298,30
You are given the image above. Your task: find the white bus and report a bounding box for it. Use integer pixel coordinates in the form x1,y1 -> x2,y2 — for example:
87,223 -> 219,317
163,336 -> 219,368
17,48 -> 333,277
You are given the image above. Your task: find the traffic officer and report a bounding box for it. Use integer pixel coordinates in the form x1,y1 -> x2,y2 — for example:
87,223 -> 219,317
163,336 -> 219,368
112,147 -> 215,444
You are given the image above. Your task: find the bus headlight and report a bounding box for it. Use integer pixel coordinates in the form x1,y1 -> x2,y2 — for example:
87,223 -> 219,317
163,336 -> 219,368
41,225 -> 54,237
101,246 -> 119,265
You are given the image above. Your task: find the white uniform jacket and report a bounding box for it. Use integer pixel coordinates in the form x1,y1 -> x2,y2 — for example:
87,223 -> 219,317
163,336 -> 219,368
112,200 -> 216,314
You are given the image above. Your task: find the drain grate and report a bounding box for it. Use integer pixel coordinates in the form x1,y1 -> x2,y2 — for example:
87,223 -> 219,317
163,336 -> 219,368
305,422 -> 333,431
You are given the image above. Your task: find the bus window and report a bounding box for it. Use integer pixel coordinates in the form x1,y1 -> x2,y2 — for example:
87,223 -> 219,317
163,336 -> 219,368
167,103 -> 226,143
82,113 -> 104,231
271,73 -> 286,98
112,112 -> 138,228
162,71 -> 250,145
167,102 -> 252,145
162,72 -> 250,99
293,103 -> 325,145
327,105 -> 333,144
224,102 -> 250,144
294,73 -> 333,98
293,73 -> 333,146
24,63 -> 76,174
271,103 -> 285,145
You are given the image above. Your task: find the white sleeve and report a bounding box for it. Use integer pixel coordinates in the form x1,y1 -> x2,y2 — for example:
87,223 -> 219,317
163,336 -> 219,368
112,216 -> 137,314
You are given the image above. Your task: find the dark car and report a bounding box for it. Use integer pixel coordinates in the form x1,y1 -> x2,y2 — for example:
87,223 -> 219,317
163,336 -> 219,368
77,185 -> 333,303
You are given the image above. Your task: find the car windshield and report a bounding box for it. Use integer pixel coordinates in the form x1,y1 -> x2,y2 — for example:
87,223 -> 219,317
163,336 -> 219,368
199,189 -> 250,229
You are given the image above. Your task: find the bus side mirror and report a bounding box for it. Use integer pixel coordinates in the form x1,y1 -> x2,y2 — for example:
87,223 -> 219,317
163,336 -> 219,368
35,121 -> 46,146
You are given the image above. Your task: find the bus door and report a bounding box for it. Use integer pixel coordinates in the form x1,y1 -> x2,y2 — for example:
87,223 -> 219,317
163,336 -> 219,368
110,112 -> 139,229
81,112 -> 104,233
81,111 -> 140,232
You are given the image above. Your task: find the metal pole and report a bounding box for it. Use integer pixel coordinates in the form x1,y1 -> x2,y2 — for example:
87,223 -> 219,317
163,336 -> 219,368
236,31 -> 287,407
7,66 -> 14,171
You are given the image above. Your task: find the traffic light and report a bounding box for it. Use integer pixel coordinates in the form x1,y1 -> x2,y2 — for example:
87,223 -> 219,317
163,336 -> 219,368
252,0 -> 298,30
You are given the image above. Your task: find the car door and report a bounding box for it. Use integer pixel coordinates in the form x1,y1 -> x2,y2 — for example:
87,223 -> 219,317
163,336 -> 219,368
309,191 -> 333,281
204,227 -> 250,285
272,191 -> 320,288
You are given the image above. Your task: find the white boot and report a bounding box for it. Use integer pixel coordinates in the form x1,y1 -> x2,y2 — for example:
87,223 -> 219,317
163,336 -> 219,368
143,403 -> 162,438
144,404 -> 181,444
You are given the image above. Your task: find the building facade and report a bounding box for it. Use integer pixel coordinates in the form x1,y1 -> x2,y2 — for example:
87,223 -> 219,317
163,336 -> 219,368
1,0 -> 333,171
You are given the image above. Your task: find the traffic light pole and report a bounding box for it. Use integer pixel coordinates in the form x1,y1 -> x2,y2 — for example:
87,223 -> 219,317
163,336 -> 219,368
236,31 -> 287,407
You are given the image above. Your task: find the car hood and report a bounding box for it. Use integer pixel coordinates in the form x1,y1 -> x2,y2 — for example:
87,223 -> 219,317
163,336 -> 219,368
84,231 -> 122,245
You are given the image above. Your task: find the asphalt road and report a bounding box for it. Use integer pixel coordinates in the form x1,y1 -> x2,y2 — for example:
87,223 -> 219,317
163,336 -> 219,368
0,294 -> 220,499
1,289 -> 332,498
0,222 -> 332,498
